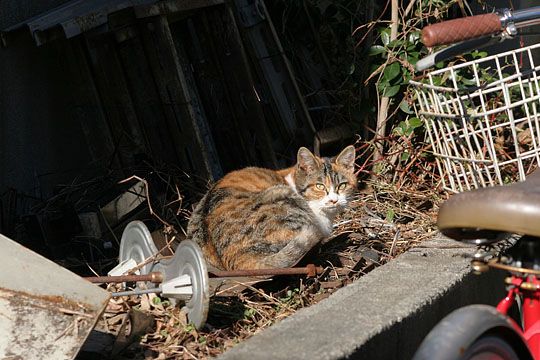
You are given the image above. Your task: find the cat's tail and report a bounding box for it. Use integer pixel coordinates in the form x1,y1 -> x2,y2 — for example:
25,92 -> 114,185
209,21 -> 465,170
260,224 -> 324,269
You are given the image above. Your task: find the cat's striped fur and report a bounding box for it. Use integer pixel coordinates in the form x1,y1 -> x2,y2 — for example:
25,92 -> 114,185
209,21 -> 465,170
186,146 -> 357,270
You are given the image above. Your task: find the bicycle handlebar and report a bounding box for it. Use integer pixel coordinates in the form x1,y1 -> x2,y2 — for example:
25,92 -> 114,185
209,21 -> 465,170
422,13 -> 502,47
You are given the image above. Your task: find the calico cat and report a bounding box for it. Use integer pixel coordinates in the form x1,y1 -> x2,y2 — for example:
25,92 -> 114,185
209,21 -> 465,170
186,145 -> 357,270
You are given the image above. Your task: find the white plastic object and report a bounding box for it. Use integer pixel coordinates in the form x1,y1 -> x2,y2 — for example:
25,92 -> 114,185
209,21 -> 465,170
108,258 -> 139,276
160,274 -> 193,299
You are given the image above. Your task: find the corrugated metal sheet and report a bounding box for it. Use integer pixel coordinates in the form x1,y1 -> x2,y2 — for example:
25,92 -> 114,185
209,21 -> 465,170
3,0 -> 156,45
2,0 -> 223,45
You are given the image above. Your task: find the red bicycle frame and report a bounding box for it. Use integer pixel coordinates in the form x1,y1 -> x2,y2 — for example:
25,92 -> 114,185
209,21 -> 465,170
496,276 -> 540,359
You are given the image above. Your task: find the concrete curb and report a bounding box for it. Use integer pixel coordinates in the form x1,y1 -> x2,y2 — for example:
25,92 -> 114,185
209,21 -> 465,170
218,234 -> 506,360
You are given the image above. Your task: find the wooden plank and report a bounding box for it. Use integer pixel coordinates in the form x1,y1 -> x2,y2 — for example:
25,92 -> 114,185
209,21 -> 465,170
171,5 -> 278,171
232,0 -> 316,163
84,34 -> 149,169
101,180 -> 146,226
114,30 -> 179,165
219,6 -> 279,168
57,38 -> 116,165
139,15 -> 222,180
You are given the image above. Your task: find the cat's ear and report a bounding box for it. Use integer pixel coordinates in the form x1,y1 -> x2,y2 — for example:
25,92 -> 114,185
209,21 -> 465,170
297,147 -> 318,172
335,145 -> 356,172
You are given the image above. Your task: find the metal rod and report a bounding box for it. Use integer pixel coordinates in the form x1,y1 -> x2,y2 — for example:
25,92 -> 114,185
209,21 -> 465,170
85,264 -> 323,285
84,272 -> 164,284
208,264 -> 324,278
513,6 -> 540,28
488,259 -> 540,275
110,288 -> 162,297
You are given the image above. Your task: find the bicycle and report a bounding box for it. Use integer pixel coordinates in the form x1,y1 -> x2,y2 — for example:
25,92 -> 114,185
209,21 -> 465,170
410,5 -> 540,360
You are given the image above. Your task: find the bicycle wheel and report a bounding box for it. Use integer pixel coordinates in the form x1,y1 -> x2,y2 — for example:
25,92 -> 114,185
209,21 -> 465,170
461,334 -> 519,360
412,305 -> 532,360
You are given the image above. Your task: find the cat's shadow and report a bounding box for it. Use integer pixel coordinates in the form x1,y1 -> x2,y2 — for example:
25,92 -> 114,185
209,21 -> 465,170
207,296 -> 248,328
207,275 -> 320,329
297,232 -> 351,268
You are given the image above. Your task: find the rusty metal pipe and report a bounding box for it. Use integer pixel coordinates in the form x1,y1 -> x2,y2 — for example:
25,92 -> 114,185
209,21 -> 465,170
85,264 -> 324,284
84,271 -> 164,284
208,264 -> 324,278
111,288 -> 164,298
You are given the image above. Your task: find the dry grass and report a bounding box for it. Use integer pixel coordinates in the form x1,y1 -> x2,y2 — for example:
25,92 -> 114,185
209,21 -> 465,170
96,172 -> 442,359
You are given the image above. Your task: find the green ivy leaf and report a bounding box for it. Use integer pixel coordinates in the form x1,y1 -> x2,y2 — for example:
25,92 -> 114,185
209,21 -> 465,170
401,70 -> 412,84
399,100 -> 414,114
461,77 -> 476,86
380,28 -> 391,46
408,31 -> 420,43
431,75 -> 443,86
388,39 -> 404,48
394,117 -> 422,137
393,124 -> 404,136
393,121 -> 408,136
471,50 -> 488,59
384,62 -> 401,82
408,117 -> 422,128
383,84 -> 401,97
369,45 -> 386,56
407,51 -> 419,63
369,63 -> 380,74
401,151 -> 410,161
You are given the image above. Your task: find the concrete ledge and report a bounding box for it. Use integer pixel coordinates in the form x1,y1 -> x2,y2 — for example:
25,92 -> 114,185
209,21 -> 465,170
218,234 -> 507,360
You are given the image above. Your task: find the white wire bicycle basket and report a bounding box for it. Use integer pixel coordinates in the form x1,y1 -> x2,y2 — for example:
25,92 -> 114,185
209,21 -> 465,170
411,42 -> 540,193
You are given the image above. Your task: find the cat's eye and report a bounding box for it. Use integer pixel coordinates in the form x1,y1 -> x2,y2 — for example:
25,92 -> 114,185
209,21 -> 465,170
337,183 -> 348,191
315,183 -> 326,191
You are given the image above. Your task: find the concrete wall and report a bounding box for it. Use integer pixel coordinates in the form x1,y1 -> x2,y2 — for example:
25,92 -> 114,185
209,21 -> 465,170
351,270 -> 507,359
218,236 -> 510,360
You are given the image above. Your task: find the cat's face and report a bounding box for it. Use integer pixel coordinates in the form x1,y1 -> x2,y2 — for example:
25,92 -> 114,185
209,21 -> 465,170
294,145 -> 357,217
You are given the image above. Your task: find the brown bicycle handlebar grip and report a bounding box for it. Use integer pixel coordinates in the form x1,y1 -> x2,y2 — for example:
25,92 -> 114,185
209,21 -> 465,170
422,13 -> 502,47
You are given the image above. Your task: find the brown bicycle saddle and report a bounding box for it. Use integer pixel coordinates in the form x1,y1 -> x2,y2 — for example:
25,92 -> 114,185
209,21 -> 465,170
438,169 -> 540,240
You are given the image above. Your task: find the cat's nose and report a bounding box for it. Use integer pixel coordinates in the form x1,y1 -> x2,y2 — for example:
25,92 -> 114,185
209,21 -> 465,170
327,194 -> 338,204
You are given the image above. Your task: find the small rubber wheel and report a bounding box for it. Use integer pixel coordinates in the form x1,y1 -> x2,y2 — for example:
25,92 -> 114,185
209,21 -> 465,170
461,335 -> 519,360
